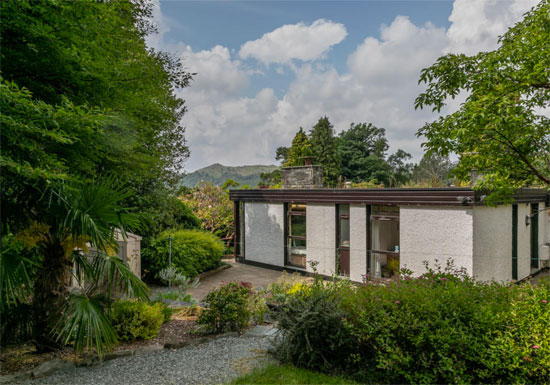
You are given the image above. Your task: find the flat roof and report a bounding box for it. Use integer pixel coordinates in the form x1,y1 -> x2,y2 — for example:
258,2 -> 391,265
229,188 -> 549,206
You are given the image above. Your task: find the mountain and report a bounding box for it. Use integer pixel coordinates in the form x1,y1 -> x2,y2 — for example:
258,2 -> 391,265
181,163 -> 279,188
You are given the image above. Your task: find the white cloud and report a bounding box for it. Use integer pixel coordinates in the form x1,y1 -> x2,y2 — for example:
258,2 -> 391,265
150,0 -> 538,171
238,19 -> 347,65
446,0 -> 539,54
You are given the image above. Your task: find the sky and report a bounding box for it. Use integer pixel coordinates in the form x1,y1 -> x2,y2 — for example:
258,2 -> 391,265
146,0 -> 539,172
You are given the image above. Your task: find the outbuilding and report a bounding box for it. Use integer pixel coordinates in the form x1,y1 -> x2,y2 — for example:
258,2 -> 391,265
230,166 -> 549,283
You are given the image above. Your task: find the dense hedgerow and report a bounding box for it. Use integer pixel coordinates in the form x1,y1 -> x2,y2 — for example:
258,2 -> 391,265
141,229 -> 224,279
272,262 -> 550,384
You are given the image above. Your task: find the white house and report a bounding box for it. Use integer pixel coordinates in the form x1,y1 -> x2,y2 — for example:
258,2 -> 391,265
230,167 -> 549,283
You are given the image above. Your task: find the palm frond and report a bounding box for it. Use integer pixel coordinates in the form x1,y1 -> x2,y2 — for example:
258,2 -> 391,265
53,293 -> 117,356
0,234 -> 34,307
90,251 -> 150,302
48,175 -> 140,251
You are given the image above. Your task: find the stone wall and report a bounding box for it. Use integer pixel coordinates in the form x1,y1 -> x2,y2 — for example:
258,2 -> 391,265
282,166 -> 323,189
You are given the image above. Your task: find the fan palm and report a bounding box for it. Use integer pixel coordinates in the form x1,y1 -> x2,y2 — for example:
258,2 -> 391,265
21,176 -> 149,354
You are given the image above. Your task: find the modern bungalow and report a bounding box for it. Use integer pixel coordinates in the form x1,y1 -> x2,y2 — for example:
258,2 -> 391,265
230,165 -> 550,283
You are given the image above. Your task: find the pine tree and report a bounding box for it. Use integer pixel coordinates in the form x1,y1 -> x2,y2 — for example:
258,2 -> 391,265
285,127 -> 313,166
309,117 -> 341,186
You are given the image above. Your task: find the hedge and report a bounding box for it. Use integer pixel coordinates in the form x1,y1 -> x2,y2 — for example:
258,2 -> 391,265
141,229 -> 224,279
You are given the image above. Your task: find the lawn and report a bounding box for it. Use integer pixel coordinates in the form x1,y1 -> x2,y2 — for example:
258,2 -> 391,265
229,364 -> 357,384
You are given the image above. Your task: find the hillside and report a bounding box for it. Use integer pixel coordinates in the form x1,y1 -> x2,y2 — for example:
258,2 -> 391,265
181,163 -> 279,188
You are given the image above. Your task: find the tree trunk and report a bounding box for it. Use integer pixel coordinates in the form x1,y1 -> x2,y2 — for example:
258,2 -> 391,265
33,238 -> 72,352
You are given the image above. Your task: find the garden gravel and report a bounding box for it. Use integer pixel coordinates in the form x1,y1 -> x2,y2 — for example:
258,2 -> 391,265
16,335 -> 273,385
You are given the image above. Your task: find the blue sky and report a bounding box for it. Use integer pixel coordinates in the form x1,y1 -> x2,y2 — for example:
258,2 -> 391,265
148,0 -> 537,172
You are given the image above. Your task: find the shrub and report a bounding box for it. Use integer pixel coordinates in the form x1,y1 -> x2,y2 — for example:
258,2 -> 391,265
111,300 -> 164,341
197,282 -> 251,333
271,277 -> 355,373
272,261 -> 550,384
141,229 -> 224,280
151,300 -> 174,324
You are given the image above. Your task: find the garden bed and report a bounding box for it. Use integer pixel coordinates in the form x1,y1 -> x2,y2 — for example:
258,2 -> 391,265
0,318 -> 197,375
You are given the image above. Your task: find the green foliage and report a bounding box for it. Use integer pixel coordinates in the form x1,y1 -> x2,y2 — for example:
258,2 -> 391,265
387,149 -> 414,187
33,178 -> 149,354
275,146 -> 290,165
181,182 -> 234,240
412,153 -> 455,186
1,0 -> 192,237
197,282 -> 252,333
271,278 -> 355,372
229,364 -> 359,385
415,1 -> 550,202
111,300 -> 164,342
309,117 -> 341,186
338,122 -> 390,184
259,169 -> 283,188
479,280 -> 550,383
153,301 -> 175,324
156,291 -> 193,303
142,229 -> 224,280
272,262 -> 550,384
285,128 -> 313,166
55,294 -> 118,356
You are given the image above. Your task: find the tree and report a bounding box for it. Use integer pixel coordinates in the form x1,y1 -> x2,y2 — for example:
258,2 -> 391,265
285,128 -> 313,166
259,169 -> 283,187
309,117 -> 341,186
4,177 -> 149,354
181,182 -> 234,244
413,154 -> 455,186
415,1 -> 550,203
0,0 -> 192,230
338,122 -> 390,183
275,146 -> 290,165
387,150 -> 414,187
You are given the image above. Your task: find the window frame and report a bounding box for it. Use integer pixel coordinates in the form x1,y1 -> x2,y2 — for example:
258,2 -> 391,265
286,203 -> 307,268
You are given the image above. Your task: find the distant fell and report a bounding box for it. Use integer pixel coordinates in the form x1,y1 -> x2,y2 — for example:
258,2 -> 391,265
181,163 -> 279,188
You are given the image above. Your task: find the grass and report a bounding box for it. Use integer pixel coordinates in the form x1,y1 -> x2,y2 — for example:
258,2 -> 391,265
228,364 -> 358,384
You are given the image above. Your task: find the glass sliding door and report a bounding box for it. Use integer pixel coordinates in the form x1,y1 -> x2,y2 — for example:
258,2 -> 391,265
287,203 -> 307,268
369,205 -> 400,278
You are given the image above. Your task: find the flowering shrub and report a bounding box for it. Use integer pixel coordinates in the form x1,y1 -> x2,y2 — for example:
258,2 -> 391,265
272,262 -> 550,384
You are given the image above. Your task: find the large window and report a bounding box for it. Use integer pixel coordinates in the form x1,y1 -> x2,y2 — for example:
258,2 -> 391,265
369,205 -> 400,278
337,204 -> 350,276
287,203 -> 307,268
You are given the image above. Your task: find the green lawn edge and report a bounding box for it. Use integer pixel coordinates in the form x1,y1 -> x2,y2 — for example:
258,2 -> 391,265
228,364 -> 359,385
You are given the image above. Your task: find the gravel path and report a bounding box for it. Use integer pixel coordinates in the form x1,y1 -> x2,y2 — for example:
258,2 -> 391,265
17,335 -> 273,385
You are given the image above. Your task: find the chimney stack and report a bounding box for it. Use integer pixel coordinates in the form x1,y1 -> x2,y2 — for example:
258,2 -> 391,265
282,157 -> 323,189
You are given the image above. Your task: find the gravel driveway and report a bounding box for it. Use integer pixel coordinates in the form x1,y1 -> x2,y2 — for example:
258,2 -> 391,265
17,334 -> 273,385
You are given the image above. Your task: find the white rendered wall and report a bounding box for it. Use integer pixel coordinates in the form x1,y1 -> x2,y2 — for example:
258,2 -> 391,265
349,205 -> 367,282
472,205 -> 512,282
538,204 -> 550,268
244,202 -> 285,267
517,204 -> 531,280
306,204 -> 336,276
400,207 -> 474,276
